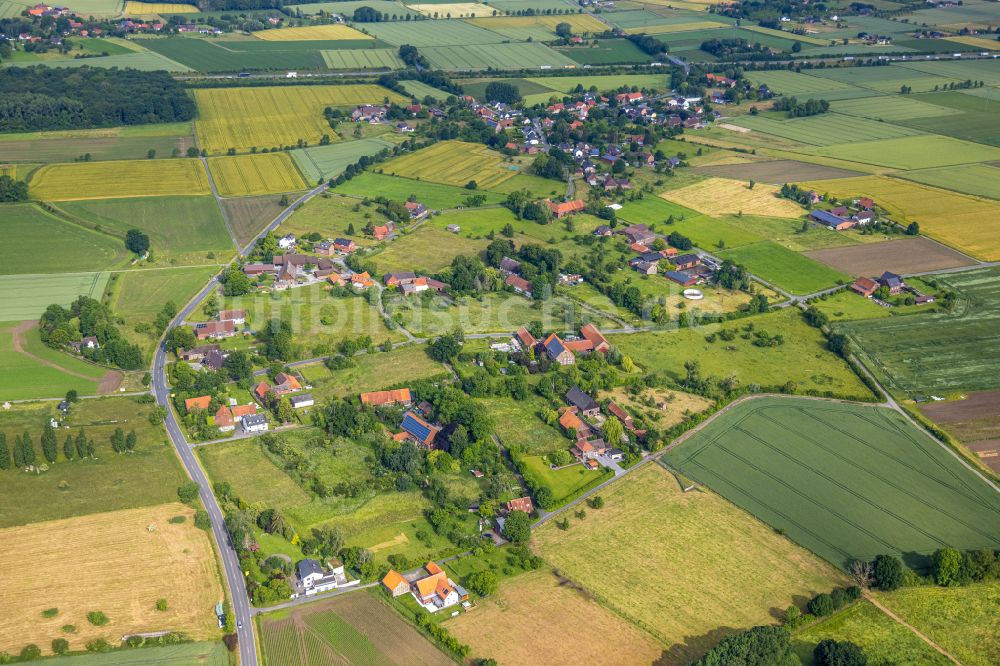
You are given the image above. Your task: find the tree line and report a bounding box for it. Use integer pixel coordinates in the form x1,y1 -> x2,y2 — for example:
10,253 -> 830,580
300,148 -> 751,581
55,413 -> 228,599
0,425 -> 137,470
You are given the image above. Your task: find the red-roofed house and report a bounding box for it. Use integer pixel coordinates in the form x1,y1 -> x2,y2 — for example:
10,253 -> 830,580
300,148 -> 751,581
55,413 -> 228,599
254,381 -> 271,401
185,396 -> 211,412
215,406 -> 235,432
580,323 -> 610,354
360,388 -> 412,407
505,273 -> 533,297
851,277 -> 879,297
506,497 -> 534,514
546,199 -> 586,218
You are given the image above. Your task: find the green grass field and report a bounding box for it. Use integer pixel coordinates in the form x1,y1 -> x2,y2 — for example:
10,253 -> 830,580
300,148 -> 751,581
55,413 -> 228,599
897,164 -> 1000,200
2,50 -> 192,71
32,642 -> 229,666
136,35 -> 349,72
292,137 -> 397,183
610,308 -> 872,399
807,289 -> 893,323
0,396 -> 183,527
0,272 -> 109,322
805,135 -> 1000,170
665,397 -> 1000,570
718,241 -> 850,295
320,47 -> 403,70
0,204 -> 127,275
0,322 -> 107,400
332,171 -> 505,209
57,196 -> 234,265
298,346 -> 449,400
556,39 -> 654,65
276,192 -> 389,243
839,266 -> 1000,395
372,225 -> 490,275
732,113 -> 923,146
480,394 -> 570,456
830,95 -> 954,121
518,454 -> 612,507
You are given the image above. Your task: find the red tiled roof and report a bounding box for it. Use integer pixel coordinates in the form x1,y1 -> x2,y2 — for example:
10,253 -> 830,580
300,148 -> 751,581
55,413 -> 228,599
361,388 -> 412,407
185,395 -> 211,412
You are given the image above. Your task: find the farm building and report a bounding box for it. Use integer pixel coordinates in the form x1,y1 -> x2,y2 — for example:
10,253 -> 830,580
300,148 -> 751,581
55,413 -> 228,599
851,277 -> 879,297
194,320 -> 236,340
411,562 -> 468,613
543,333 -> 575,365
505,274 -> 533,298
566,386 -> 600,418
185,395 -> 212,412
360,388 -> 412,407
673,254 -> 701,270
400,411 -> 440,448
382,570 -> 410,597
621,224 -> 655,246
546,199 -> 586,218
810,209 -> 855,231
506,497 -> 534,514
218,309 -> 246,324
513,326 -> 537,350
666,270 -> 699,287
290,394 -> 314,409
878,271 -> 905,295
559,407 -> 591,438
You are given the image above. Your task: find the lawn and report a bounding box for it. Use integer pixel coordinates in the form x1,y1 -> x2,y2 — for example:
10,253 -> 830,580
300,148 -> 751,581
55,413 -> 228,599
207,152 -> 308,196
661,177 -> 806,218
0,273 -> 109,324
28,158 -> 210,201
0,503 -> 222,656
718,241 -> 851,295
379,140 -> 520,190
0,203 -> 127,275
534,464 -> 846,662
837,266 -> 1000,395
260,591 -> 451,666
870,581 -> 999,666
801,175 -> 1000,261
517,454 -> 611,507
664,396 -> 1000,570
668,214 -> 765,250
332,171 -> 506,209
615,195 -> 700,226
0,321 -> 107,399
610,308 -> 873,399
792,600 -> 949,665
446,568 -> 666,666
0,396 -> 184,527
298,346 -> 449,401
806,289 -> 893,323
58,196 -> 234,265
193,85 -> 407,154
292,137 -> 397,183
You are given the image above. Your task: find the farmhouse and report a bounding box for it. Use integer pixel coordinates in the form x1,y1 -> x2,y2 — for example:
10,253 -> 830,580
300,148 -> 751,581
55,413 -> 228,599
499,256 -> 521,274
666,271 -> 699,287
412,562 -> 468,612
385,271 -> 417,287
361,388 -> 412,407
382,570 -> 410,597
232,404 -> 257,421
505,274 -> 533,298
289,394 -> 314,409
351,272 -> 375,289
631,259 -> 658,275
506,497 -> 534,514
180,344 -> 222,364
606,401 -> 638,433
566,386 -> 600,418
405,201 -> 428,220
572,438 -> 607,461
673,254 -> 701,270
334,238 -> 356,254
242,413 -> 269,433
185,395 -> 212,413
564,323 -> 610,354
546,199 -> 586,218
372,222 -> 396,241
851,277 -> 879,297
878,271 -> 905,295
621,224 -> 656,246
400,411 -> 440,448
214,406 -> 235,432
543,333 -> 575,365
559,407 -> 591,438
513,326 -> 537,350
194,320 -> 236,340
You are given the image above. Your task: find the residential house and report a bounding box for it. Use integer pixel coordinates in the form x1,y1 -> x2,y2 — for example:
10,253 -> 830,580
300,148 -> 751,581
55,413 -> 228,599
631,259 -> 658,275
385,271 -> 417,288
559,273 -> 583,286
499,256 -> 521,274
382,569 -> 411,597
242,413 -> 269,433
214,406 -> 235,432
399,277 -> 429,296
559,407 -> 591,438
506,497 -> 534,514
201,348 -> 224,371
313,240 -> 336,256
878,271 -> 905,295
180,344 -> 221,363
278,234 -> 296,250
298,559 -> 355,595
253,381 -> 271,401
351,272 -> 375,289
232,404 -> 257,422
594,225 -> 613,237
566,386 -> 600,418
606,401 -> 636,432
405,201 -> 428,220
547,199 -> 586,219
543,333 -> 575,365
409,562 -> 468,613
607,448 -> 625,461
274,372 -> 302,394
360,388 -> 412,407
857,197 -> 875,210
290,393 -> 314,409
852,210 -> 876,225
851,276 -> 879,297
372,222 -> 396,241
621,223 -> 656,246
514,326 -> 537,350
351,105 -> 386,122
400,411 -> 440,448
218,309 -> 246,325
810,209 -> 855,231
571,438 -> 606,460
185,395 -> 212,413
243,262 -> 274,276
505,274 -> 533,298
673,254 -> 701,270
81,336 -> 100,349
579,323 -> 610,353
615,91 -> 643,104
327,274 -> 347,287
194,320 -> 236,340
333,238 -> 356,254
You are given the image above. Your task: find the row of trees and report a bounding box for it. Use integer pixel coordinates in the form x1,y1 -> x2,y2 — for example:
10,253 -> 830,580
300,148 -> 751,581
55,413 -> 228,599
0,425 -> 134,470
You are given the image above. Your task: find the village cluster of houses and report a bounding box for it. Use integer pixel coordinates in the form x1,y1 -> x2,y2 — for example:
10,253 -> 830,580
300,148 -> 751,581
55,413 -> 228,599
850,271 -> 935,306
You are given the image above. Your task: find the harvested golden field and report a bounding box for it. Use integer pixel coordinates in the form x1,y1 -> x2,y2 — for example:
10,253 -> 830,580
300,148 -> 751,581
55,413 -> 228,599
29,159 -> 209,201
193,85 -> 406,155
252,23 -> 372,41
208,152 -> 308,196
468,13 -> 607,32
534,464 -> 846,663
625,21 -> 728,35
661,177 -> 805,218
124,2 -> 199,14
446,569 -> 665,666
0,503 -> 222,655
801,175 -> 1000,261
380,140 -> 518,189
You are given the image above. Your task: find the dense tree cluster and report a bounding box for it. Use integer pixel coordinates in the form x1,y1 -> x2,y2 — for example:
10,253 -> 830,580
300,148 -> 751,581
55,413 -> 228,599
39,296 -> 143,370
484,81 -> 521,104
0,175 -> 28,202
695,625 -> 797,665
0,67 -> 195,132
773,96 -> 830,117
626,33 -> 669,56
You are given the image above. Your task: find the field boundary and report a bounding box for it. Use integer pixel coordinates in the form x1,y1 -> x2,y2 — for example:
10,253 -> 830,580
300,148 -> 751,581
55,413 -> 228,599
864,593 -> 959,665
10,320 -> 122,393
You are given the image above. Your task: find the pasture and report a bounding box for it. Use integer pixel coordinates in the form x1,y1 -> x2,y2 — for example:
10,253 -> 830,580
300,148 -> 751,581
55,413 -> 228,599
292,137 -> 396,183
446,569 -> 666,666
207,152 -> 308,196
0,321 -> 105,399
807,289 -> 894,323
422,42 -> 578,70
135,36 -> 335,72
193,85 -> 406,154
801,175 -> 1000,261
0,504 -> 222,656
398,79 -> 454,101
0,204 -> 126,275
28,159 -> 209,201
556,39 -> 654,65
731,113 -> 922,146
664,397 -> 1000,570
830,95 -> 955,121
661,177 -> 805,218
0,272 -> 109,322
838,266 -> 1000,395
321,47 -> 403,70
333,171 -> 506,208
804,237 -> 975,276
534,464 -> 845,661
260,591 -> 451,666
610,308 -> 872,399
380,140 -> 518,189
299,345 -> 448,400
607,386 -> 713,431
2,51 -> 193,72
717,241 -> 851,294
277,192 -> 390,242
804,135 -> 1000,170
252,24 -> 371,40
59,196 -> 234,265
746,70 -> 875,101
372,225 -> 489,274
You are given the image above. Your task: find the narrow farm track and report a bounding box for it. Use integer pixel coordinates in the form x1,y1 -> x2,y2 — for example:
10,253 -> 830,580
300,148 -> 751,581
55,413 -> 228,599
864,593 -> 961,665
10,320 -> 122,392
200,156 -> 240,251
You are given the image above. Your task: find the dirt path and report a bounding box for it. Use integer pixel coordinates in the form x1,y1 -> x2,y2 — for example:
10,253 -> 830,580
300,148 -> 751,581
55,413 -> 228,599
865,593 -> 961,665
12,321 -> 122,394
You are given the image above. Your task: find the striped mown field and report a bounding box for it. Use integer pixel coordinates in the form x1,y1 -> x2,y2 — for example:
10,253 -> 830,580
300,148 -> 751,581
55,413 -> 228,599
321,48 -> 403,70
208,153 -> 308,196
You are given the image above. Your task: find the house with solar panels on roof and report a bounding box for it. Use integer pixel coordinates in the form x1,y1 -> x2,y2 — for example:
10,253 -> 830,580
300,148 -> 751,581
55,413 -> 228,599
399,410 -> 441,449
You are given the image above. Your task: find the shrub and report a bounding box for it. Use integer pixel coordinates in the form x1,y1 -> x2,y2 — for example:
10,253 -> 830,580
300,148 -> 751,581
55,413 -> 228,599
40,608 -> 58,618
51,638 -> 70,655
873,554 -> 905,591
466,571 -> 498,597
830,587 -> 849,609
19,644 -> 41,661
813,639 -> 867,666
931,547 -> 962,586
807,593 -> 835,617
85,639 -> 112,652
86,611 -> 109,626
168,515 -> 186,524
845,585 -> 862,600
156,598 -> 168,612
61,624 -> 76,634
177,481 -> 200,504
194,510 -> 211,530
223,633 -> 239,652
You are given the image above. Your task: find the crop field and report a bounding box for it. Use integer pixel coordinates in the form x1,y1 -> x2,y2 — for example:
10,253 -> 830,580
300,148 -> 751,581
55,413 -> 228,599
792,599 -> 949,665
830,95 -> 955,121
0,504 -> 222,656
870,581 -> 1000,666
292,137 -> 396,183
897,163 -> 1000,200
611,308 -> 872,398
741,23 -> 829,45
372,225 -> 490,274
0,204 -> 126,275
447,569 -> 666,666
288,0 -> 417,16
665,397 -> 1000,570
525,73 -> 668,93
804,135 -> 1000,170
193,85 -> 406,154
363,19 -> 506,46
253,23 -> 371,40
380,140 -> 518,189
839,266 -> 1000,395
718,241 -> 849,294
733,112 -> 923,146
0,126 -> 194,164
321,47 -> 403,69
661,177 -> 805,218
556,38 -> 653,65
409,2 -> 492,17
921,390 -> 1000,451
123,1 -> 197,14
260,591 -> 451,666
745,70 -> 876,100
0,272 -> 109,323
804,237 -> 975,276
534,464 -> 845,661
59,196 -> 234,265
3,50 -> 193,72
135,36 -> 341,72
39,642 -> 228,666
693,158 -> 862,184
29,159 -> 209,201
467,13 -> 607,36
300,346 -> 448,400
207,152 -> 307,196
332,171 -> 505,208
398,79 -> 453,101
807,65 -> 967,95
624,20 -> 728,34
801,175 -> 1000,261
422,41 -> 578,70
223,194 -> 283,246
604,8 -> 685,29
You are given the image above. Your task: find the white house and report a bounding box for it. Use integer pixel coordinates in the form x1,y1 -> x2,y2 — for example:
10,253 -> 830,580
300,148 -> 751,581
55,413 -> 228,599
298,558 -> 357,596
278,234 -> 296,250
289,394 -> 315,410
242,413 -> 269,433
